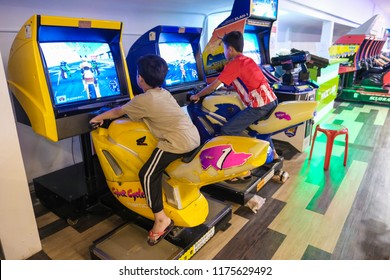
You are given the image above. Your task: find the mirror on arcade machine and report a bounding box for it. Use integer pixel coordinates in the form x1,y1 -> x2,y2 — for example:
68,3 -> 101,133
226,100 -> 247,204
126,25 -> 206,106
7,15 -> 132,222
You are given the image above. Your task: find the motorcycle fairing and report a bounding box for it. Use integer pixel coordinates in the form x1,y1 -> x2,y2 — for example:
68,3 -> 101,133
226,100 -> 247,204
91,118 -> 269,227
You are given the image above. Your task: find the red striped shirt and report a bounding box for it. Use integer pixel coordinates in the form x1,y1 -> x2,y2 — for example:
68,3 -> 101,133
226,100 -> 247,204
218,54 -> 277,108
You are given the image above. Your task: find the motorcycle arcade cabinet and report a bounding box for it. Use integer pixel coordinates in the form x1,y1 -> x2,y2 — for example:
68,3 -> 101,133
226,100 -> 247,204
197,0 -> 287,205
269,50 -> 317,154
89,25 -> 233,260
330,15 -> 390,106
7,15 -> 132,223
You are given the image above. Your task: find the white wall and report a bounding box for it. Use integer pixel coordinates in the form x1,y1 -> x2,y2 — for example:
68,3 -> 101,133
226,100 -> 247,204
282,0 -> 388,26
0,54 -> 41,259
276,0 -> 389,57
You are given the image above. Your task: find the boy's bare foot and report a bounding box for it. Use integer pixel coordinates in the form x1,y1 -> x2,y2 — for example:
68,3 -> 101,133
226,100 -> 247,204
151,217 -> 172,236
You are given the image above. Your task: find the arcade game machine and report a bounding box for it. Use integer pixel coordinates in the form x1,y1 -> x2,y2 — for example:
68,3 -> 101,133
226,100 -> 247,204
330,15 -> 390,106
270,50 -> 317,102
126,25 -> 206,106
7,15 -> 132,223
88,25 -> 232,260
269,49 -> 317,153
197,0 -> 318,205
196,0 -> 285,204
294,48 -> 341,121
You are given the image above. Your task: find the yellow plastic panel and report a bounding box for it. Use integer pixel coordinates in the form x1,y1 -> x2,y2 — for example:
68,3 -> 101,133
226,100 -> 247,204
250,101 -> 318,134
40,15 -> 122,30
7,15 -> 58,141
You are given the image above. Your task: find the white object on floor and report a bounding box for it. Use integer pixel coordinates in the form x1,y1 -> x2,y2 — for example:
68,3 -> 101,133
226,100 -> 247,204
245,195 -> 266,213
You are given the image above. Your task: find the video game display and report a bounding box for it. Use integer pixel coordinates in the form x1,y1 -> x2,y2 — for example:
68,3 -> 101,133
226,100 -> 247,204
127,25 -> 205,100
243,32 -> 262,65
251,0 -> 278,20
159,42 -> 199,87
39,42 -> 122,107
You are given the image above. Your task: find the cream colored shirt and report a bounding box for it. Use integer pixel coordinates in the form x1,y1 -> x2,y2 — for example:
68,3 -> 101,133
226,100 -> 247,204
121,88 -> 200,154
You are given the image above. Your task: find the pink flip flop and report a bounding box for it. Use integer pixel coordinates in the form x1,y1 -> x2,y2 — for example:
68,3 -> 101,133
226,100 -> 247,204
147,220 -> 175,246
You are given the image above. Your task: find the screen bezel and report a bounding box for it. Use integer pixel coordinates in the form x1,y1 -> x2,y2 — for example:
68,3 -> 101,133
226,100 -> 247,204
37,25 -> 130,115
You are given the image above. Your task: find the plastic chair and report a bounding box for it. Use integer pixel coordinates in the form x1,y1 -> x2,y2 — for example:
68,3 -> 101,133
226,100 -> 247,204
309,123 -> 348,170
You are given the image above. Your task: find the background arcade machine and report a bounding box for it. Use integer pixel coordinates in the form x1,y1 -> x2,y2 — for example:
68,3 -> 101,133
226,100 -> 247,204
330,15 -> 390,106
270,50 -> 317,101
126,25 -> 206,106
296,48 -> 340,121
271,49 -> 318,155
89,25 -> 233,260
7,15 -> 132,223
269,49 -> 318,154
197,0 -> 289,205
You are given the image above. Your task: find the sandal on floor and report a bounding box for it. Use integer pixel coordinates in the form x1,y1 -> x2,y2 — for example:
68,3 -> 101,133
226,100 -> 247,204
147,220 -> 175,246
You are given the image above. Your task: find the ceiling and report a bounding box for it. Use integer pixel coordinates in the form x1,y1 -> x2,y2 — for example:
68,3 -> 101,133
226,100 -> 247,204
2,0 -> 389,36
5,0 -> 389,19
373,0 -> 390,16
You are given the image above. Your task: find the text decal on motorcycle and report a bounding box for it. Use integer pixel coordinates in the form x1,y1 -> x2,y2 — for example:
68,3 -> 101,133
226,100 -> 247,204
112,187 -> 146,201
200,144 -> 252,170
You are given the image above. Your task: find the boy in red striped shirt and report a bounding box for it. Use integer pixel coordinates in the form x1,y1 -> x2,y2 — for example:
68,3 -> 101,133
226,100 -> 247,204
191,30 -> 279,160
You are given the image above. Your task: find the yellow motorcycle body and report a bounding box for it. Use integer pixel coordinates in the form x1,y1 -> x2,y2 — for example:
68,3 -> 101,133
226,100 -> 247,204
91,118 -> 269,227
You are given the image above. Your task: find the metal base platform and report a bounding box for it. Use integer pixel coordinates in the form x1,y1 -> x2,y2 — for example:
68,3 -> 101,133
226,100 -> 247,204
33,157 -> 109,222
90,196 -> 232,260
201,159 -> 283,205
337,88 -> 390,106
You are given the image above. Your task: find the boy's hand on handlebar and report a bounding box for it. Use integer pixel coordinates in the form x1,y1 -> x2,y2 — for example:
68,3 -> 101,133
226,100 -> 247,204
89,117 -> 103,129
89,122 -> 101,130
190,93 -> 200,103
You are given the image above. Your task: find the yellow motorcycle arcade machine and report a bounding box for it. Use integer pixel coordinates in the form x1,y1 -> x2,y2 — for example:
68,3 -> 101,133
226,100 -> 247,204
194,0 -> 318,205
89,25 -> 274,260
7,15 -> 132,223
89,117 -> 271,260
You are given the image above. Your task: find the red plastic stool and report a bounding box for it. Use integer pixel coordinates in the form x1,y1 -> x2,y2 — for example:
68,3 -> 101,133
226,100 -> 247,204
309,123 -> 348,170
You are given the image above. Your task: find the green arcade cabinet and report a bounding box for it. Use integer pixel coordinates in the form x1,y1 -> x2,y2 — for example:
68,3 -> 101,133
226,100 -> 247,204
330,15 -> 390,107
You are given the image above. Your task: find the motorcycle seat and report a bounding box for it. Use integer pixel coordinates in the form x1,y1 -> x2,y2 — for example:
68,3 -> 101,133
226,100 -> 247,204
181,144 -> 205,163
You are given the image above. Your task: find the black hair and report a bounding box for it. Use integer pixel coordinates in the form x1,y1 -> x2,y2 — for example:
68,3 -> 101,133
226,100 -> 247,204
137,54 -> 168,88
222,31 -> 244,53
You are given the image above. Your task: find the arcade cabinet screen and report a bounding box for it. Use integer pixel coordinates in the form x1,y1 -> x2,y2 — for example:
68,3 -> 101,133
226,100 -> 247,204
243,33 -> 261,65
159,42 -> 199,86
251,0 -> 278,20
39,42 -> 122,106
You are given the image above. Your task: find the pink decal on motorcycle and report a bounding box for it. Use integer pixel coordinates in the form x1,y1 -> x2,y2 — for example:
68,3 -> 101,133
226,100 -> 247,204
275,111 -> 291,121
112,188 -> 127,198
127,188 -> 146,201
200,144 -> 251,170
112,187 -> 146,201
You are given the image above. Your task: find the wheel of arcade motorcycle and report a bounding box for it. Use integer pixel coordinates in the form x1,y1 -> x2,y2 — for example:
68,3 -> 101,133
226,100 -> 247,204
272,170 -> 289,183
67,218 -> 79,226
